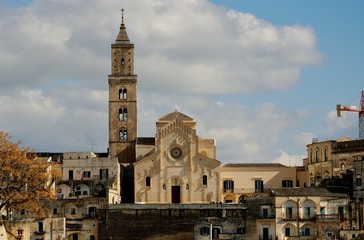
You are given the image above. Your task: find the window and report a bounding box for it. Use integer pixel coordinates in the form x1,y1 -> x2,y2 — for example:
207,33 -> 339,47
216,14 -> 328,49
38,221 -> 44,233
83,171 -> 91,178
186,184 -> 189,190
75,190 -> 81,196
146,177 -> 151,187
341,163 -> 345,170
119,129 -> 128,142
200,227 -> 209,236
119,108 -> 128,121
320,207 -> 325,215
69,170 -> 73,181
286,207 -> 293,219
357,177 -> 362,187
237,227 -> 245,234
310,150 -> 313,163
282,180 -> 293,188
324,148 -> 328,161
304,207 -> 311,219
20,209 -> 25,215
163,184 -> 166,190
82,191 -> 88,195
202,175 -> 207,186
71,208 -> 76,215
285,227 -> 290,237
119,88 -> 127,100
255,180 -> 263,193
121,58 -> 125,65
90,236 -> 96,240
302,228 -> 310,236
100,169 -> 108,180
315,148 -> 319,162
88,207 -> 97,218
212,228 -> 220,239
338,206 -> 344,219
262,208 -> 269,218
223,180 -> 234,193
53,208 -> 58,215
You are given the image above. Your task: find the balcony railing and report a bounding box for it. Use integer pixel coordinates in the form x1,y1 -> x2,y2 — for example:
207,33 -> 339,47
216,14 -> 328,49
316,214 -> 339,222
284,236 -> 316,240
281,213 -> 316,221
259,235 -> 272,240
257,213 -> 275,219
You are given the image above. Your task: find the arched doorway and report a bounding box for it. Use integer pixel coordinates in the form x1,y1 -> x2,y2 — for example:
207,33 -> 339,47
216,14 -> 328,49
171,177 -> 181,203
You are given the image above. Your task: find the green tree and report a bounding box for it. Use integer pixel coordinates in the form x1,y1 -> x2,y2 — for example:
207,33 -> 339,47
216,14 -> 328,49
0,131 -> 59,220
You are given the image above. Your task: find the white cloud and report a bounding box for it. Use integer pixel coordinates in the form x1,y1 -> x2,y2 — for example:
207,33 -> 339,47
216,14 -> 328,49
325,110 -> 358,139
272,150 -> 305,167
0,0 -> 323,163
294,132 -> 316,147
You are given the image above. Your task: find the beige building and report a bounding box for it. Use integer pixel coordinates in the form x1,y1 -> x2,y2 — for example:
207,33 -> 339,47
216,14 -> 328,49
57,151 -> 120,204
305,137 -> 359,187
271,188 -> 349,240
220,163 -> 308,203
134,111 -> 221,204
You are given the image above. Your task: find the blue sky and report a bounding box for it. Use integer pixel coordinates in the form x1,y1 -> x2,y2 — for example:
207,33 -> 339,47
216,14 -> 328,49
0,0 -> 362,165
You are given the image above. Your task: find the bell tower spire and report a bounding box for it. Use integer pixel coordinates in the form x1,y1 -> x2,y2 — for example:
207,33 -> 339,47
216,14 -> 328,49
108,10 -> 137,163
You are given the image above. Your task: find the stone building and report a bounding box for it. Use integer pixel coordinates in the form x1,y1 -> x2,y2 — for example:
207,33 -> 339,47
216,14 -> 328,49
305,137 -> 358,187
271,188 -> 349,240
134,111 -> 221,204
220,163 -> 308,203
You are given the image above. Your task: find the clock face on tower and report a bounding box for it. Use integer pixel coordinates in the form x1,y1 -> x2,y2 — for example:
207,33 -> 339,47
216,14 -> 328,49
170,146 -> 183,160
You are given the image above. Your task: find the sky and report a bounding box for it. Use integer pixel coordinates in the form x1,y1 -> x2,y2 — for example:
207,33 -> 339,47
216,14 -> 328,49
0,0 -> 363,166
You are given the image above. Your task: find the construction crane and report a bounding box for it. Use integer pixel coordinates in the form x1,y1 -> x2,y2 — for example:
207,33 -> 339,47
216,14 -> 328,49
336,90 -> 364,139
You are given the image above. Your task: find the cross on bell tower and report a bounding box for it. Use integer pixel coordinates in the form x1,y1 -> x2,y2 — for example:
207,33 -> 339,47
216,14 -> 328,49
108,10 -> 138,163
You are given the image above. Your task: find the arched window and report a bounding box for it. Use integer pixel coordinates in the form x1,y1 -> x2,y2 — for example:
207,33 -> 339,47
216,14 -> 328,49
162,184 -> 166,190
310,150 -> 313,163
202,175 -> 207,186
324,147 -> 328,161
119,88 -> 127,100
90,236 -> 96,240
119,108 -> 127,121
119,129 -> 128,142
315,148 -> 319,162
146,177 -> 151,187
186,184 -> 189,190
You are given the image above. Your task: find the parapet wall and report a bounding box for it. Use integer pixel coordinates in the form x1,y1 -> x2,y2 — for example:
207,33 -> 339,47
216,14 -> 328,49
98,204 -> 247,240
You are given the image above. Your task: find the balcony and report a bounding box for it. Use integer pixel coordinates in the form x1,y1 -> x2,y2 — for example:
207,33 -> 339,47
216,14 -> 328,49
316,214 -> 339,222
284,237 -> 316,240
259,235 -> 272,240
281,213 -> 315,222
34,230 -> 46,235
257,213 -> 275,219
83,213 -> 98,219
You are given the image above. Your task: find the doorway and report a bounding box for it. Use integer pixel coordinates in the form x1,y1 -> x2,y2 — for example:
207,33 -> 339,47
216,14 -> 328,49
263,227 -> 269,240
172,186 -> 180,203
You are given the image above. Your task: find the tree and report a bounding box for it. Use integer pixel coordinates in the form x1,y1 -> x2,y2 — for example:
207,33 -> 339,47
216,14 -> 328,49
0,131 -> 59,220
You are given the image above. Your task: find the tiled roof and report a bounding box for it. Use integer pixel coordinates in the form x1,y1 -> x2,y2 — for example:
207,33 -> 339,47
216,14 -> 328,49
158,111 -> 194,121
223,163 -> 288,168
137,137 -> 155,145
269,187 -> 348,197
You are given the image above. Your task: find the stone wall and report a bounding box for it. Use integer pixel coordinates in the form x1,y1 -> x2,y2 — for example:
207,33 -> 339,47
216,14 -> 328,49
98,204 -> 246,240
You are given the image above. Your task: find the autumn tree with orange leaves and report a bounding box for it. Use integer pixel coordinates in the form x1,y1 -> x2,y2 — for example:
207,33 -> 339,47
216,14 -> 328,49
0,131 -> 59,221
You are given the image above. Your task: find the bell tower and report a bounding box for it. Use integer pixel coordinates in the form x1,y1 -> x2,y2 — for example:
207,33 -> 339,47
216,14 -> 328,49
108,11 -> 137,163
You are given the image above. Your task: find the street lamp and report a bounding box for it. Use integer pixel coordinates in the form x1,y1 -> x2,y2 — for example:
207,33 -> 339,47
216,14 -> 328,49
17,227 -> 24,239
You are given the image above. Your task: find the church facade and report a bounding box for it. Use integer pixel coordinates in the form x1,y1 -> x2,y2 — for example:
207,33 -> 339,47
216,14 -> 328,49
134,111 -> 221,204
